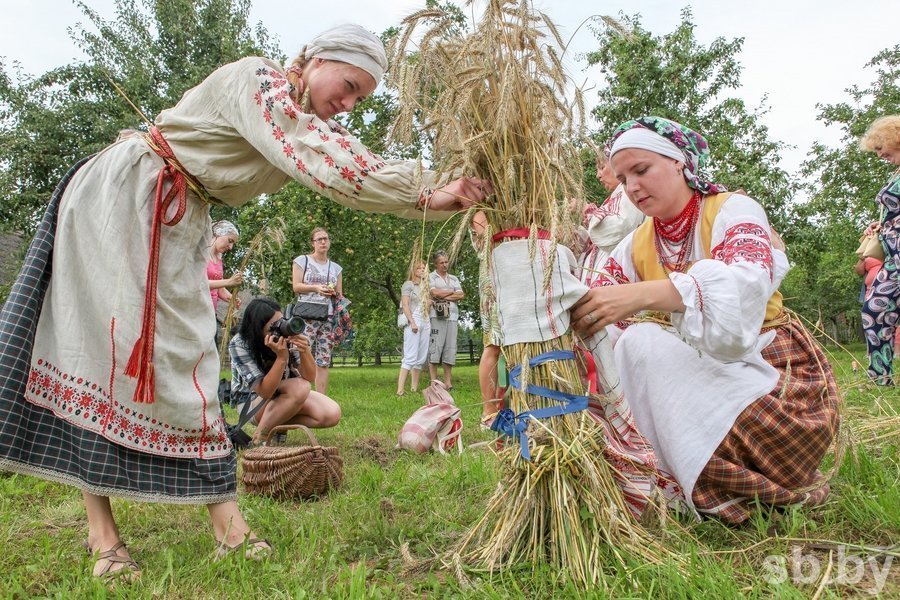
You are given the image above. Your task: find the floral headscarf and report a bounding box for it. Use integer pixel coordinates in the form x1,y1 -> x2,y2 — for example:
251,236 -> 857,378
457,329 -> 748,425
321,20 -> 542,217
608,116 -> 727,195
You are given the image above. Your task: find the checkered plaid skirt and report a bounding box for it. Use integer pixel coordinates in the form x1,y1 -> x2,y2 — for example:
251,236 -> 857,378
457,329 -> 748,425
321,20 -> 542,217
0,158 -> 236,504
691,319 -> 840,523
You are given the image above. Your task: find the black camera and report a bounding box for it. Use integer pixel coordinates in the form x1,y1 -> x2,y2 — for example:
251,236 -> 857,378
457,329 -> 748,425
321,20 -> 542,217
268,303 -> 306,341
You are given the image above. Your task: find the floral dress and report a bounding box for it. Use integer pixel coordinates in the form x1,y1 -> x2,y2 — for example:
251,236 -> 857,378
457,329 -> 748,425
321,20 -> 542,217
861,170 -> 900,384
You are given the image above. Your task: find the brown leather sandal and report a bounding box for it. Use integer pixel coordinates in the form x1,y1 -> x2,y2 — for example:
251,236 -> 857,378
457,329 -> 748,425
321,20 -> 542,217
214,537 -> 272,561
92,541 -> 141,581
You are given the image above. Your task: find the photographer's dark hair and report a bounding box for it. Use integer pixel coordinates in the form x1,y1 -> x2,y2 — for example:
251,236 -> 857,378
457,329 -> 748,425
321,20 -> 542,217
239,297 -> 281,370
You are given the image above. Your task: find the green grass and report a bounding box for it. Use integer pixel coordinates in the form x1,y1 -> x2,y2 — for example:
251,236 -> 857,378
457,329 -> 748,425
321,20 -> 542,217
1,344 -> 898,598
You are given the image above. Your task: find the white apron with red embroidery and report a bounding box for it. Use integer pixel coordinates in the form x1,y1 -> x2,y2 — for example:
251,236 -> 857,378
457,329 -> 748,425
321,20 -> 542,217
25,57 -> 442,459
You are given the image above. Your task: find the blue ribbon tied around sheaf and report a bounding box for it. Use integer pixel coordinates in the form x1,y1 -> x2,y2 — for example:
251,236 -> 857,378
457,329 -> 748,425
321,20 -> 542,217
489,349 -> 590,460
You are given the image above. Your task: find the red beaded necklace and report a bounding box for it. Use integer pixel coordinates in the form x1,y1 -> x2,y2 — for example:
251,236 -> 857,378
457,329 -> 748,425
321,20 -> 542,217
653,190 -> 702,272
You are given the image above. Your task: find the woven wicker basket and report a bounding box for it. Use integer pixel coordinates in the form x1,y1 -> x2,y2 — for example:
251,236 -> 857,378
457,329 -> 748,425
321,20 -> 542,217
240,425 -> 343,500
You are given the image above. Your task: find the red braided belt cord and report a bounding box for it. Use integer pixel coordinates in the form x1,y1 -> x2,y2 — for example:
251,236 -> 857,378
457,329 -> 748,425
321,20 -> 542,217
123,126 -> 189,404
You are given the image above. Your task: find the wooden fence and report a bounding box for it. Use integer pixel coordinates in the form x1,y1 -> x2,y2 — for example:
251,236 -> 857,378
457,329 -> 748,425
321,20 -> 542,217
331,336 -> 485,367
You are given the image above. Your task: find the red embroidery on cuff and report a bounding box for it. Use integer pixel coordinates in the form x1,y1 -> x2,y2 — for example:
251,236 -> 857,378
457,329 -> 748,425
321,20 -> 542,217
689,274 -> 704,313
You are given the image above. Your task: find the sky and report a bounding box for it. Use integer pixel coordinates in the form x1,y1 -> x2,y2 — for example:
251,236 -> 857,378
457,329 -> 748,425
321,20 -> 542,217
0,0 -> 896,180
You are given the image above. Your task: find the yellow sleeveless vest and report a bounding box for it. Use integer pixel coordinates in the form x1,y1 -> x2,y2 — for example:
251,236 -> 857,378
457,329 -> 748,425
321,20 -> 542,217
631,192 -> 784,323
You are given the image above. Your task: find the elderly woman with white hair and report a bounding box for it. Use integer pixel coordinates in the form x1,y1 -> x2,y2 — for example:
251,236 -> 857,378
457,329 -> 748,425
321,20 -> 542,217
0,23 -> 491,578
208,220 -> 243,311
571,116 -> 839,524
859,115 -> 900,385
208,219 -> 243,348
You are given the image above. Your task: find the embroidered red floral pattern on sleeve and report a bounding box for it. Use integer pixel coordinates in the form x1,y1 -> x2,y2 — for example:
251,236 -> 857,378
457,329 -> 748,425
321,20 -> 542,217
596,257 -> 631,286
253,67 -> 387,199
710,222 -> 774,281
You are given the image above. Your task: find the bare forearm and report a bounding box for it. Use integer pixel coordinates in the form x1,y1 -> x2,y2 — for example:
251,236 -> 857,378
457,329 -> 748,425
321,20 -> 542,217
633,279 -> 686,314
432,289 -> 459,299
293,282 -> 320,294
571,279 -> 685,337
298,349 -> 316,380
402,296 -> 414,320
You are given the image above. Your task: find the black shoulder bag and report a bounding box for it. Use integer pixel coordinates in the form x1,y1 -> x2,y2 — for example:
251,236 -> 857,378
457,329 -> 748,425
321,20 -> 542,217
225,394 -> 270,450
294,256 -> 332,321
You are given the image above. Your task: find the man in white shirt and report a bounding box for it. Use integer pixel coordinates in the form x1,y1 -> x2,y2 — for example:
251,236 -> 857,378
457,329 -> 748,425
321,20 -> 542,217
428,251 -> 464,389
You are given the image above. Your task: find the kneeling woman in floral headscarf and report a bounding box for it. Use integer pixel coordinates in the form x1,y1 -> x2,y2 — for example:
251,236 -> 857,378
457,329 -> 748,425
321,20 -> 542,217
572,116 -> 840,524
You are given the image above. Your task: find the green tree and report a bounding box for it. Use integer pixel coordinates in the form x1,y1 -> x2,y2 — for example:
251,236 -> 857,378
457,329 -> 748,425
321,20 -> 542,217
797,45 -> 900,225
585,9 -> 795,228
0,0 -> 279,233
783,45 -> 900,332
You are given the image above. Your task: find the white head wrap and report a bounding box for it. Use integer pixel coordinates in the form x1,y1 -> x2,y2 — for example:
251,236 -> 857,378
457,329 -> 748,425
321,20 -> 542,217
609,127 -> 686,165
212,220 -> 239,238
305,24 -> 388,82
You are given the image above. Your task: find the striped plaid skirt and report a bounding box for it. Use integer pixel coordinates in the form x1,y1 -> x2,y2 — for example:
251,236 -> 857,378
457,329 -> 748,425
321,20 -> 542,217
0,158 -> 236,504
691,320 -> 840,523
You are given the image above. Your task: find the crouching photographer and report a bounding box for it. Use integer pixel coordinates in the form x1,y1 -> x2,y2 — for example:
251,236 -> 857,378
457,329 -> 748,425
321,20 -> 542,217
228,298 -> 341,446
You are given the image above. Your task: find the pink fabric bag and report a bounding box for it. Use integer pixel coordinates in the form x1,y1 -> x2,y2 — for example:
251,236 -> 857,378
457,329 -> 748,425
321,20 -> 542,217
397,381 -> 463,454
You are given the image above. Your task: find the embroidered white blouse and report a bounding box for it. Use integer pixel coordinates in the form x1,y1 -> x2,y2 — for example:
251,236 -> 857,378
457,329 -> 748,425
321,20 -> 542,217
156,56 -> 449,218
597,193 -> 789,503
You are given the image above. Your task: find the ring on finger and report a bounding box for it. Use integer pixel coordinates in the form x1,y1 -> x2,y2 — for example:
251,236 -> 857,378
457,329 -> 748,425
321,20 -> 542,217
584,312 -> 596,324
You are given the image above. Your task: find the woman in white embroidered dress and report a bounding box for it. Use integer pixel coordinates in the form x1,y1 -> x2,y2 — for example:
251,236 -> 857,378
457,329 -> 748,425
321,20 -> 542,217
572,116 -> 839,523
0,24 -> 490,578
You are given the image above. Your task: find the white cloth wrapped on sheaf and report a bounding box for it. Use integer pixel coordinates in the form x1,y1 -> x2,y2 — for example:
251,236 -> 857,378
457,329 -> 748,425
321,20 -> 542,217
491,240 -> 588,345
490,236 -> 634,404
491,237 -> 622,397
491,238 -> 664,517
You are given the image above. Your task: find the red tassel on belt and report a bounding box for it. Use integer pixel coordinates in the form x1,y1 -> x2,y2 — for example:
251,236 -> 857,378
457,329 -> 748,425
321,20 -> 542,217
123,126 -> 187,404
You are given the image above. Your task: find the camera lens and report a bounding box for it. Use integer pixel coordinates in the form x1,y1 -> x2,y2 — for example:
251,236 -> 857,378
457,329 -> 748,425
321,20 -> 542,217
269,315 -> 306,340
285,316 -> 305,334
